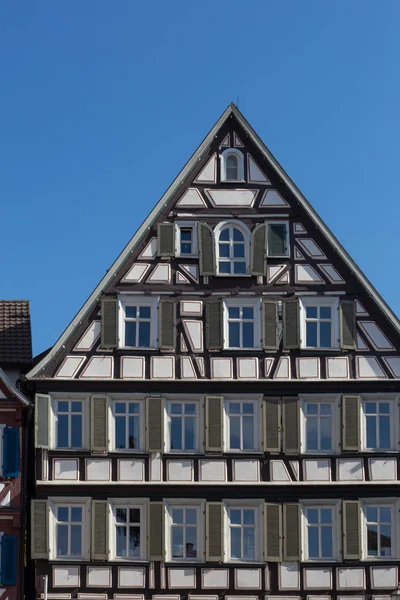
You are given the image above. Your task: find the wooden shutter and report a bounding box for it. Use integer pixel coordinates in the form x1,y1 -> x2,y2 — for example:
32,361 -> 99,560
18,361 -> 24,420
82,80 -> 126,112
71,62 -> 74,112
31,500 -> 48,559
0,535 -> 17,585
343,500 -> 361,559
342,395 -> 360,451
205,395 -> 223,452
101,297 -> 118,348
3,428 -> 19,477
340,300 -> 356,349
148,502 -> 164,560
262,300 -> 278,350
146,396 -> 164,452
282,396 -> 300,454
157,222 -> 175,257
35,394 -> 50,449
283,503 -> 300,560
92,500 -> 108,560
199,223 -> 216,276
206,302 -> 222,350
91,395 -> 109,453
283,298 -> 300,349
263,396 -> 281,453
159,300 -> 176,351
250,223 -> 267,275
206,502 -> 223,561
264,503 -> 282,561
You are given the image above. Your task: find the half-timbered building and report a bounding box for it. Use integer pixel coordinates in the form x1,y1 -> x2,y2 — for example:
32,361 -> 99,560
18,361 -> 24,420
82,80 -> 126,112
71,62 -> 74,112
27,105 -> 400,600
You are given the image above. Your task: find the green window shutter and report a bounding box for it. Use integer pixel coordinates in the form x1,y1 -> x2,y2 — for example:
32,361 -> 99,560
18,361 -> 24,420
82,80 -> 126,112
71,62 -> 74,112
35,394 -> 50,449
206,302 -> 222,350
282,396 -> 300,454
205,395 -> 223,452
157,223 -> 175,257
101,297 -> 118,349
342,395 -> 360,451
283,503 -> 300,560
31,500 -> 48,559
159,300 -> 176,351
262,300 -> 278,350
92,500 -> 109,560
206,502 -> 223,561
199,223 -> 216,276
146,396 -> 164,452
268,223 -> 288,257
250,223 -> 267,276
91,395 -> 109,453
340,300 -> 356,349
283,298 -> 300,349
264,503 -> 282,561
148,502 -> 165,560
263,396 -> 281,453
343,500 -> 361,559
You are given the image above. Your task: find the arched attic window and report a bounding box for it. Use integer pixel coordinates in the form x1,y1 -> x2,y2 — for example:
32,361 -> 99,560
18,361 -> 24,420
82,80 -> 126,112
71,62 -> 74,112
220,148 -> 244,182
214,220 -> 250,275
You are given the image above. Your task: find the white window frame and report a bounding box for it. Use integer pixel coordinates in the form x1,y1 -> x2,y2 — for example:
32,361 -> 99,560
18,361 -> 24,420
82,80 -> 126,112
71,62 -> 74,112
361,498 -> 400,561
266,221 -> 290,258
300,395 -> 340,454
49,497 -> 91,561
166,399 -> 201,453
360,394 -> 398,453
119,295 -> 159,349
223,499 -> 263,563
111,398 -> 145,452
220,148 -> 245,182
299,296 -> 339,350
165,499 -> 205,562
214,220 -> 251,277
175,221 -> 198,258
108,498 -> 147,562
224,395 -> 263,453
223,297 -> 261,350
51,395 -> 89,451
301,500 -> 341,562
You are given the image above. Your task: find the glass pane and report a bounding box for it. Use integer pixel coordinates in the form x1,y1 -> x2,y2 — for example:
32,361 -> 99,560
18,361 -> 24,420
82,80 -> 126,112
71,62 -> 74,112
230,416 -> 241,449
219,261 -> 231,273
58,401 -> 69,412
233,228 -> 244,241
308,526 -> 319,558
128,416 -> 140,449
130,508 -> 141,523
57,524 -> 69,556
219,244 -> 230,258
129,526 -> 141,557
71,525 -> 82,556
58,507 -> 69,522
230,527 -> 241,559
138,321 -> 151,347
307,509 -> 319,524
366,507 -> 378,522
243,403 -> 254,414
229,307 -> 240,319
320,509 -> 332,524
268,224 -> 286,256
320,416 -> 332,450
172,527 -> 184,557
233,261 -> 246,274
229,403 -> 241,414
171,403 -> 182,415
320,404 -> 332,415
230,509 -> 241,525
186,509 -> 197,524
226,166 -> 238,180
125,321 -> 137,346
243,510 -> 255,525
366,415 -> 377,448
172,509 -> 184,524
116,508 -> 127,523
306,403 -> 318,415
379,402 -> 390,414
125,306 -> 137,318
306,321 -> 318,347
139,306 -> 151,318
321,526 -> 333,558
242,307 -> 254,319
57,415 -> 69,448
365,402 -> 376,414
115,403 -> 125,414
71,507 -> 82,522
379,416 -> 390,449
242,417 -> 254,450
306,306 -> 318,319
380,507 -> 391,522
186,526 -> 197,557
227,155 -> 238,168
320,307 -> 331,319
71,401 -> 82,412
171,417 -> 182,450
229,322 -> 240,347
181,229 -> 192,241
181,242 -> 192,254
242,322 -> 254,348
219,229 -> 230,241
116,525 -> 126,557
129,403 -> 139,414
184,417 -> 196,450
185,403 -> 196,415
243,527 -> 255,559
116,416 -> 126,449
380,525 -> 392,556
367,524 -> 378,555
320,321 -> 331,347
233,243 -> 245,258
71,415 -> 82,447
306,417 -> 318,450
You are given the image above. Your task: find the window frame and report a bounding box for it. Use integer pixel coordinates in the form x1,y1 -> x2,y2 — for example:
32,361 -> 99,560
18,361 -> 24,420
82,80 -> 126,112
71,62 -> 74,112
214,220 -> 251,277
111,398 -> 145,452
299,296 -> 340,350
360,395 -> 398,453
223,499 -> 263,563
165,499 -> 205,562
175,221 -> 198,258
51,396 -> 89,451
300,395 -> 340,455
166,399 -> 201,453
223,297 -> 261,350
118,295 -> 159,349
108,498 -> 147,562
49,497 -> 91,561
266,221 -> 290,258
224,396 -> 262,453
301,499 -> 341,562
361,498 -> 400,561
220,148 -> 245,183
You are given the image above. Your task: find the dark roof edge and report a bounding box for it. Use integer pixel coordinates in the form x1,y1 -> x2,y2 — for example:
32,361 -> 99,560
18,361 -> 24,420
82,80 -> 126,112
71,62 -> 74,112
0,367 -> 31,406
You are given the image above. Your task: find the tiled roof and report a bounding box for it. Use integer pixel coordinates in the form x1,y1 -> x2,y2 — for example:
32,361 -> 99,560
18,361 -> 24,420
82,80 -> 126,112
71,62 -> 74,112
0,301 -> 32,365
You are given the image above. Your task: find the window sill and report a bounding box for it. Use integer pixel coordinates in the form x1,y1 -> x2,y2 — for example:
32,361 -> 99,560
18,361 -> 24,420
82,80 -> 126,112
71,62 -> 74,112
300,347 -> 341,352
215,273 -> 251,278
110,557 -> 148,563
118,346 -> 157,351
111,449 -> 146,454
223,347 -> 262,351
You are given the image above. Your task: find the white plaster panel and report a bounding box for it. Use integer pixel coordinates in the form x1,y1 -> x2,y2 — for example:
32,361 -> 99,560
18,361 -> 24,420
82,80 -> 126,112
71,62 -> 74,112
169,569 -> 196,589
78,595 -> 108,600
304,569 -> 332,590
151,356 -> 175,379
121,357 -> 145,379
383,356 -> 400,377
194,155 -> 217,183
147,263 -> 171,284
308,597 -> 331,600
371,566 -> 397,589
318,264 -> 345,283
180,301 -> 203,316
279,563 -> 300,590
260,190 -> 289,206
293,222 -> 307,233
357,333 -> 368,350
177,188 -> 207,207
181,264 -> 198,282
233,132 -> 243,147
139,237 -> 157,259
265,358 -> 274,377
220,133 -> 230,147
196,357 -> 205,377
86,459 -> 111,481
167,460 -> 193,482
297,357 -> 320,379
356,356 -> 386,379
118,567 -> 145,588
247,155 -> 269,183
271,460 -> 291,482
267,264 -> 286,283
337,568 -> 365,590
56,356 -> 85,378
355,301 -> 368,316
372,597 -> 391,600
118,459 -> 145,482
274,356 -> 290,379
235,568 -> 262,589
337,459 -> 364,481
180,335 -> 188,351
54,459 -> 79,481
337,597 -> 364,600
289,461 -> 299,480
368,458 -> 397,481
122,263 -> 151,282
0,491 -> 10,506
80,356 -> 113,379
294,247 -> 305,260
199,460 -> 227,482
205,189 -> 257,207
189,596 -> 218,600
326,357 -> 349,379
150,453 -> 162,481
74,321 -> 101,351
177,271 -> 190,284
297,239 -> 326,259
304,459 -> 331,481
211,358 -> 233,379
359,322 -> 394,350
115,597 -> 144,600
181,357 -> 197,379
202,569 -> 229,588
233,460 -> 259,482
183,320 -> 203,352
277,271 -> 289,284
87,567 -> 111,588
295,264 -> 324,283
53,566 -> 80,587
237,357 -> 259,379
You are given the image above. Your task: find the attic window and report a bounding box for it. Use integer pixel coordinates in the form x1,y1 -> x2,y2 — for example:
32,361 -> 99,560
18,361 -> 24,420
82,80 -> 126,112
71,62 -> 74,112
220,148 -> 244,182
226,154 -> 239,181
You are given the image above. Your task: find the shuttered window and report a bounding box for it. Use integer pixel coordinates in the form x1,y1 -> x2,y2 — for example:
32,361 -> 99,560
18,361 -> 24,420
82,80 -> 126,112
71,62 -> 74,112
35,393 -> 50,449
91,396 -> 108,453
343,500 -> 361,559
157,223 -> 175,257
298,297 -> 340,350
146,396 -> 164,452
262,300 -> 278,350
0,535 -> 17,585
282,396 -> 300,454
264,503 -> 282,561
250,223 -> 267,276
282,298 -> 300,349
3,428 -> 19,477
205,396 -> 223,452
283,503 -> 300,560
31,500 -> 49,559
263,396 -> 281,452
342,395 -> 360,452
92,500 -> 109,560
101,297 -> 118,348
267,222 -> 289,257
340,300 -> 356,349
206,502 -> 223,561
148,502 -> 164,560
199,223 -> 216,276
206,302 -> 222,350
159,300 -> 176,351
120,297 -> 158,349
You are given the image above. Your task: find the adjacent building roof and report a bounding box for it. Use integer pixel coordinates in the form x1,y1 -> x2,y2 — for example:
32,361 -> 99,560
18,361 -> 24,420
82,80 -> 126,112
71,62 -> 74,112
0,300 -> 32,365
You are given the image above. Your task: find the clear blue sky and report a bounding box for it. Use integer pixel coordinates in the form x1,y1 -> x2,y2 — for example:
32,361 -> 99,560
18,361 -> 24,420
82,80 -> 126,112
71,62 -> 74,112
1,1 -> 399,355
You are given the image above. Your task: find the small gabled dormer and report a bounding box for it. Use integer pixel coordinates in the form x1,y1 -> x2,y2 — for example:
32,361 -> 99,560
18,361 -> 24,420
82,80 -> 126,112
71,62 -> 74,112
220,148 -> 245,182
